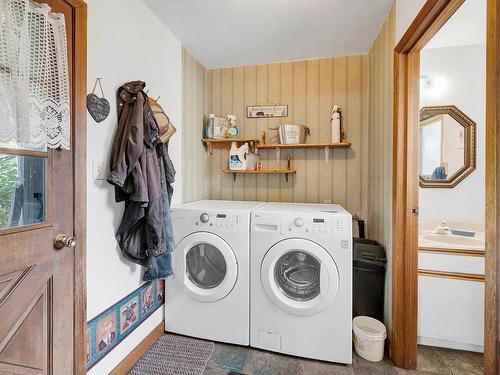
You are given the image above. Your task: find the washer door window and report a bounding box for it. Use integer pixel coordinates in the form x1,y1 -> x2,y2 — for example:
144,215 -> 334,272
274,251 -> 321,301
261,238 -> 339,316
174,232 -> 237,302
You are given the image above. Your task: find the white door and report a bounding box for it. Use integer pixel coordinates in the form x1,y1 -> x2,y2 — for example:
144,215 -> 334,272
174,232 -> 238,302
260,238 -> 339,316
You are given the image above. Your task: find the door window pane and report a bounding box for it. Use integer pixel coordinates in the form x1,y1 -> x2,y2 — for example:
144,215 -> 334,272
274,251 -> 321,301
0,154 -> 46,229
186,243 -> 226,289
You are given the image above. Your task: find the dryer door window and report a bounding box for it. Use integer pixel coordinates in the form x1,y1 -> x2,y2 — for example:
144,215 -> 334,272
174,232 -> 238,303
261,238 -> 339,316
274,251 -> 320,301
186,243 -> 227,289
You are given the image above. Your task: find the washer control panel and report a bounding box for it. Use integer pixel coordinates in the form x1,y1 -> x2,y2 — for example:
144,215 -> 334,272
281,215 -> 349,236
194,211 -> 242,229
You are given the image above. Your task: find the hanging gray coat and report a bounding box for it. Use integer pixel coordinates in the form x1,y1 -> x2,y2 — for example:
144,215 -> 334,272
107,80 -> 175,280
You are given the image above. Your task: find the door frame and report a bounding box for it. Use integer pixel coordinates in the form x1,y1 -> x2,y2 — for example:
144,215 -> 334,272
392,0 -> 499,372
66,0 -> 87,374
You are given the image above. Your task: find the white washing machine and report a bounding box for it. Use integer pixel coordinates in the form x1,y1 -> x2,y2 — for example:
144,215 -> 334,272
250,202 -> 352,364
165,200 -> 264,345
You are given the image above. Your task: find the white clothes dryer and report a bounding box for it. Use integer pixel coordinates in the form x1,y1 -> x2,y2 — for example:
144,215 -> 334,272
250,202 -> 353,363
166,200 -> 264,345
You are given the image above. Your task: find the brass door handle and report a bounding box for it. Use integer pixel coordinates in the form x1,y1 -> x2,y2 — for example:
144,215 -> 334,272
53,234 -> 76,249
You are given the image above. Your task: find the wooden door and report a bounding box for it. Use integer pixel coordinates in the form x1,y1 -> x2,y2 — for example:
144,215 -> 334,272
0,0 -> 86,373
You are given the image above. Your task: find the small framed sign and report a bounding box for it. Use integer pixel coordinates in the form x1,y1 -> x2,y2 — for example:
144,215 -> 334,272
247,105 -> 288,118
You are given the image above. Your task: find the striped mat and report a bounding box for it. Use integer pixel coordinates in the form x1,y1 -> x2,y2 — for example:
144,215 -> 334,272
129,334 -> 214,375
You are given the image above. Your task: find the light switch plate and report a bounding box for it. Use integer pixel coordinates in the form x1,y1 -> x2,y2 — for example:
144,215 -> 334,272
92,159 -> 106,180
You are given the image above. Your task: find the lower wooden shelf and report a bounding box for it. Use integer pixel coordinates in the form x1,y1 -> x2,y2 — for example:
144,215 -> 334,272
223,169 -> 296,182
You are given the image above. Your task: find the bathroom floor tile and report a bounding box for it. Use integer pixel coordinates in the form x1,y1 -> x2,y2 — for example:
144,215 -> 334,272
416,345 -> 452,374
433,347 -> 484,375
243,349 -> 299,375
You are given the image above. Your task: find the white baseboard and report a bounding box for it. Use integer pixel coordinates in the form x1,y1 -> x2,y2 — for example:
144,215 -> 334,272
418,336 -> 484,353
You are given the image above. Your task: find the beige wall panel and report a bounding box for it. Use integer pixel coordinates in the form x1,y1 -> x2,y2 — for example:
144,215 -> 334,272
210,69 -> 223,200
232,67 -> 246,201
367,4 -> 395,332
244,65 -> 258,201
278,62 -> 295,203
221,68 -> 234,200
305,60 -> 320,203
256,64 -> 270,202
267,63 -> 282,202
292,61 -> 307,203
182,48 -> 208,203
318,58 -> 334,203
332,57 -> 348,207
346,55 -> 363,217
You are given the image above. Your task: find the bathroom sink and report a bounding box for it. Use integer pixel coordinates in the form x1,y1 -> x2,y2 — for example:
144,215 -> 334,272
422,234 -> 484,248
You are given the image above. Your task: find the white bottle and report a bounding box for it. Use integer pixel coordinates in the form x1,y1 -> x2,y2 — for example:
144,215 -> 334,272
229,142 -> 248,170
246,148 -> 260,171
331,105 -> 342,143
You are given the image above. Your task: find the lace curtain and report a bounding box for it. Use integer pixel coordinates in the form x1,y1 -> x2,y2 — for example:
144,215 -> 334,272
0,0 -> 70,150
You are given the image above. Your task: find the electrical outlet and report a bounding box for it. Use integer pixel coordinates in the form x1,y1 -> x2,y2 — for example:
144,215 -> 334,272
92,159 -> 106,180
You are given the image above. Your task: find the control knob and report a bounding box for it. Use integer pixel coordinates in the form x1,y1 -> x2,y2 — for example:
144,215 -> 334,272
294,217 -> 305,227
200,213 -> 210,223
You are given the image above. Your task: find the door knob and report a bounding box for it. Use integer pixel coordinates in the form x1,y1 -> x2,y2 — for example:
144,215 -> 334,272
53,234 -> 77,249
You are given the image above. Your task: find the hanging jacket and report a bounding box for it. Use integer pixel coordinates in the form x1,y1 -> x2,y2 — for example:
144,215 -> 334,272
107,80 -> 175,280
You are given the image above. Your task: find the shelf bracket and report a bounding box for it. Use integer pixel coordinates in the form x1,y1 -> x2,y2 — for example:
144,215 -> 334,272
324,146 -> 329,164
285,173 -> 289,183
208,142 -> 213,155
275,147 -> 280,163
232,173 -> 236,182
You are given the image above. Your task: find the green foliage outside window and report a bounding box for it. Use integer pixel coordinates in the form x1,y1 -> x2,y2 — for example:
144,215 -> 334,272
0,155 -> 17,227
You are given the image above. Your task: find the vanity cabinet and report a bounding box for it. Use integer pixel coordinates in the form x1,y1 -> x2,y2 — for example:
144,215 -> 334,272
417,250 -> 484,352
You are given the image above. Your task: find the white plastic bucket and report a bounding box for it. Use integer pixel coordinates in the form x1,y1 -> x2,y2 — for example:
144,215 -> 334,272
353,316 -> 387,362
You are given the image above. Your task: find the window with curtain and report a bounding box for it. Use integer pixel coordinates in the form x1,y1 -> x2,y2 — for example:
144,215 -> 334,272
0,0 -> 70,151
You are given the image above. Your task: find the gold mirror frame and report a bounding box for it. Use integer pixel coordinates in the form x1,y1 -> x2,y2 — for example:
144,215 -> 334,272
419,105 -> 476,188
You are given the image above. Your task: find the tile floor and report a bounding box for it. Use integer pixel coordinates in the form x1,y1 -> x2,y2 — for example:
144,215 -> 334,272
203,341 -> 484,375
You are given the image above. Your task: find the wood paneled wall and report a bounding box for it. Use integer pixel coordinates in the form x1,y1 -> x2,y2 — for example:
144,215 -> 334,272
367,4 -> 395,330
182,48 -> 209,202
206,57 -> 369,220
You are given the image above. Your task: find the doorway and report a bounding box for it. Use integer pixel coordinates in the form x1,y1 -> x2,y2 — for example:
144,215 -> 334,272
0,0 -> 87,374
392,0 -> 499,373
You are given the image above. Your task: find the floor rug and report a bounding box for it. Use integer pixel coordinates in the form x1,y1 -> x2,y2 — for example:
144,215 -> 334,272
129,334 -> 214,375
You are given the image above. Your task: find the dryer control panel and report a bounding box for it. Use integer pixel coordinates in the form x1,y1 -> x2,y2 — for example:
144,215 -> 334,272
281,214 -> 350,237
193,211 -> 243,230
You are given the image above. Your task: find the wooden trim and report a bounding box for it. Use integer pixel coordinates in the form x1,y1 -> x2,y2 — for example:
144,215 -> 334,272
419,247 -> 485,257
109,322 -> 165,375
70,1 -> 87,374
0,147 -> 48,158
223,169 -> 296,175
418,269 -> 485,283
485,0 -> 500,372
256,142 -> 352,149
392,0 -> 466,370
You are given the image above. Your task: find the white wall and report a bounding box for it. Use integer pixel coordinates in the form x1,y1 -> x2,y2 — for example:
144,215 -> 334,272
395,0 -> 426,44
86,0 -> 182,373
419,44 -> 486,222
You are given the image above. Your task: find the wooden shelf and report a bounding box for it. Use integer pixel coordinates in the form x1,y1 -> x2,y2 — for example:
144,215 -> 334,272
257,142 -> 351,149
223,169 -> 296,182
202,138 -> 259,154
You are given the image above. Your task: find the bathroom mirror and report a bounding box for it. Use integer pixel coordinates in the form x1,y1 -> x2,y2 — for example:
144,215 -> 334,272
419,105 -> 476,188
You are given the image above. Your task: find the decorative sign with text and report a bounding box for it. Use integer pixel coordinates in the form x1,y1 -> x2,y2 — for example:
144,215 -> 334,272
247,105 -> 288,118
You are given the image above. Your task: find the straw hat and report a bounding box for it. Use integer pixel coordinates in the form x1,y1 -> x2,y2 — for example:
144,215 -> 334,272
149,98 -> 176,143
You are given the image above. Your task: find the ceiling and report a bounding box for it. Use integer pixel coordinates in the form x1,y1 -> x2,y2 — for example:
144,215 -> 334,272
425,0 -> 486,49
143,0 -> 394,69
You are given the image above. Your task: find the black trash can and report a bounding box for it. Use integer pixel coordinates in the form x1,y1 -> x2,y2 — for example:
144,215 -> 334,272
353,238 -> 387,322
